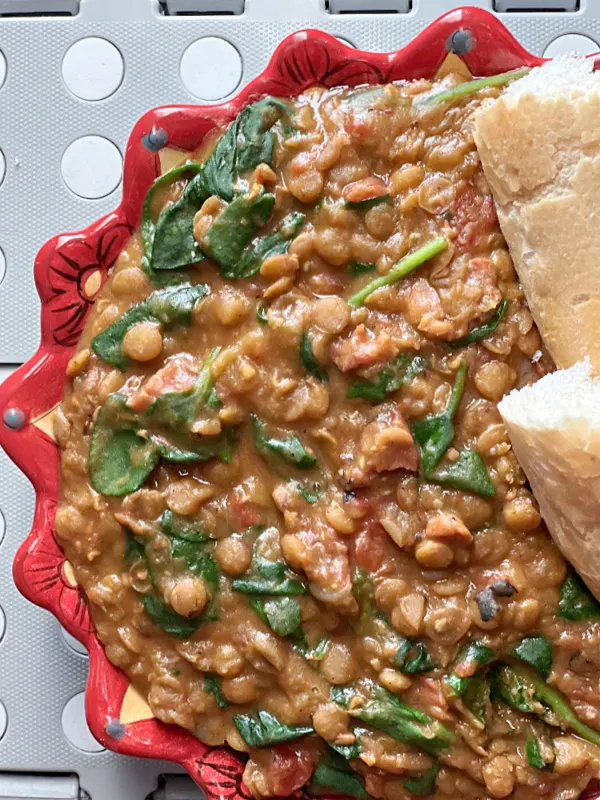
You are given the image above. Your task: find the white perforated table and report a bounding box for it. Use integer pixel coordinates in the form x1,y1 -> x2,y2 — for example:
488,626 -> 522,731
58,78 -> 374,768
0,1 -> 599,797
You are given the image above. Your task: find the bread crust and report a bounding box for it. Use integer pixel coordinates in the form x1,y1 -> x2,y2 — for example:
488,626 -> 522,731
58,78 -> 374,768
499,362 -> 600,601
474,84 -> 600,372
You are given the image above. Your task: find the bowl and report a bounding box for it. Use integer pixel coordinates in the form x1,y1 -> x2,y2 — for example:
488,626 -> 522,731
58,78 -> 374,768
2,7 -> 594,799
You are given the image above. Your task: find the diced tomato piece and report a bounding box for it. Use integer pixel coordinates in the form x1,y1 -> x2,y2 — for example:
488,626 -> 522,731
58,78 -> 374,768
354,520 -> 388,572
230,495 -> 262,528
364,773 -> 387,799
454,188 -> 498,253
331,325 -> 399,373
265,746 -> 314,797
128,358 -> 197,412
345,404 -> 419,487
282,522 -> 356,611
343,177 -> 388,204
408,677 -> 452,722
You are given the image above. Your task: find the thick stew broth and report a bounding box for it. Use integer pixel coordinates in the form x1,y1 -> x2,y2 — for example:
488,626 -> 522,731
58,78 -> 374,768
55,72 -> 600,800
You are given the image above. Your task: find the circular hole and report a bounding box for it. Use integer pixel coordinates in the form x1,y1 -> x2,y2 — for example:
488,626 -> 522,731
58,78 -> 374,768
0,510 -> 5,546
0,149 -> 5,187
0,607 -> 5,644
544,34 -> 600,59
61,692 -> 105,753
61,136 -> 122,199
62,37 -> 124,101
0,248 -> 6,286
180,37 -> 242,101
0,700 -> 6,742
61,626 -> 88,657
0,51 -> 6,90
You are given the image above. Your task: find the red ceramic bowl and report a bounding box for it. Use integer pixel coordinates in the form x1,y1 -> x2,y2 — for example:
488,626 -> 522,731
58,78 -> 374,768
1,8 -> 598,799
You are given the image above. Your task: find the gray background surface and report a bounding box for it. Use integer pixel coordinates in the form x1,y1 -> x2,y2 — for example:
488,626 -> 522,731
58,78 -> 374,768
0,1 -> 598,797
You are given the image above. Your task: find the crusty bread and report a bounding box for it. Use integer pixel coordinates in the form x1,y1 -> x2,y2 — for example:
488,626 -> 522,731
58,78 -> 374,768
474,57 -> 600,373
499,360 -> 600,600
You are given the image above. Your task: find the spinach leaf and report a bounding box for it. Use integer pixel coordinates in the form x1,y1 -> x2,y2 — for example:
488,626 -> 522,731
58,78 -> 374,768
236,97 -> 292,174
490,663 -> 600,745
352,567 -> 374,635
404,763 -> 440,796
386,355 -> 428,393
89,394 -> 235,499
142,595 -> 200,638
330,685 -> 359,707
290,480 -> 323,504
332,681 -> 454,756
171,540 -> 219,586
248,596 -> 269,625
347,371 -> 391,404
203,674 -> 230,708
394,640 -> 436,674
145,348 -> 219,429
419,68 -> 530,108
251,415 -> 316,470
345,194 -> 393,211
124,529 -> 157,587
124,529 -> 146,563
159,510 -> 220,620
347,237 -> 447,308
235,211 -> 307,280
527,736 -> 546,769
328,729 -> 364,760
150,171 -> 209,273
300,333 -> 328,383
412,360 -> 466,474
448,300 -> 508,348
309,751 -> 370,799
558,572 -> 600,621
347,354 -> 427,404
233,710 -> 314,748
203,189 -> 275,275
148,99 -> 291,273
203,97 -> 291,201
141,162 -> 205,281
527,736 -> 545,769
256,303 -> 269,324
161,510 -> 207,542
151,426 -> 238,466
207,386 -> 222,410
427,449 -> 496,498
462,676 -> 490,724
250,596 -> 303,637
203,118 -> 240,202
489,664 -> 535,715
88,394 -> 160,496
526,731 -> 554,771
233,553 -> 307,596
308,636 -> 331,661
349,262 -> 376,276
445,641 -> 496,697
345,86 -> 386,109
91,283 -> 208,371
512,636 -> 553,679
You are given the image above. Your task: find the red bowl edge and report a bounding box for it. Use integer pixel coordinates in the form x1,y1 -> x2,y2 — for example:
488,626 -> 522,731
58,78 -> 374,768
3,7 -> 599,800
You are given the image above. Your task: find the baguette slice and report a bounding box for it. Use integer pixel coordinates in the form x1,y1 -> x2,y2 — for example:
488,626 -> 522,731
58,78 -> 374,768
474,58 -> 600,373
499,360 -> 600,601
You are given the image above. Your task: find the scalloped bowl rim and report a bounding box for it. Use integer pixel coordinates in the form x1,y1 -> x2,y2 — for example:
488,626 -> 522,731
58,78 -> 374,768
1,8 -> 599,799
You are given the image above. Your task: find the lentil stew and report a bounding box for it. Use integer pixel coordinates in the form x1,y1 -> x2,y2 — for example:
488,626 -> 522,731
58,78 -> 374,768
55,70 -> 600,800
